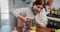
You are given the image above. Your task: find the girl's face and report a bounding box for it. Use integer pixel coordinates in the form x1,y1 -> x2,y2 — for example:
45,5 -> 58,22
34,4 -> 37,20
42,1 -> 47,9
33,5 -> 43,12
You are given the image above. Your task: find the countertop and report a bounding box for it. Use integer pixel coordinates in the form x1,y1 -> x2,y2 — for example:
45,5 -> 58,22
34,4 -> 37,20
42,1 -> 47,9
47,16 -> 60,22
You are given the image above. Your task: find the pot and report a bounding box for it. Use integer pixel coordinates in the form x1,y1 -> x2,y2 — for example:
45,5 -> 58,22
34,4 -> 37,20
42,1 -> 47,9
55,8 -> 60,16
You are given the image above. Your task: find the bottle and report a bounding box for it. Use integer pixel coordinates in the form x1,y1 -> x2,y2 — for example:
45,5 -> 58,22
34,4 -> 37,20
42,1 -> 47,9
30,19 -> 36,32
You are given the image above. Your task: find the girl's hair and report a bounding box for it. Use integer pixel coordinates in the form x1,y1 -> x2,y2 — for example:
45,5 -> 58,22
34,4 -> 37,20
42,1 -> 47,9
33,0 -> 45,8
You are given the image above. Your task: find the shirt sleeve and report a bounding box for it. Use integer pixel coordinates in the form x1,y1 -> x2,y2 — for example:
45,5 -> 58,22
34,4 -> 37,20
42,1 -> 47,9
39,8 -> 48,27
11,8 -> 26,18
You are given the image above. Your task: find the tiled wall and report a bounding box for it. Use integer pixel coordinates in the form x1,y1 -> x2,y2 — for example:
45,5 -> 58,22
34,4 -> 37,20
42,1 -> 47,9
14,0 -> 29,8
52,0 -> 60,9
1,0 -> 11,32
1,0 -> 9,25
14,0 -> 60,9
0,2 -> 1,31
0,4 -> 1,28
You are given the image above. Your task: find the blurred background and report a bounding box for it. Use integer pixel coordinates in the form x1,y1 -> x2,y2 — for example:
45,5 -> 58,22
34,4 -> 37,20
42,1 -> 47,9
0,0 -> 60,32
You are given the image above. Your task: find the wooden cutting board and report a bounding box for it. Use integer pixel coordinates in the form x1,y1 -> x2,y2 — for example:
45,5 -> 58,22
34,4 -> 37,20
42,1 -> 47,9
36,28 -> 53,32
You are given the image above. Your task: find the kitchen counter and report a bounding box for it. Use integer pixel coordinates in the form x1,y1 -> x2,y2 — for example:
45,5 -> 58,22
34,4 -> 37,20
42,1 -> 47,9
47,13 -> 60,22
47,16 -> 60,29
47,16 -> 60,22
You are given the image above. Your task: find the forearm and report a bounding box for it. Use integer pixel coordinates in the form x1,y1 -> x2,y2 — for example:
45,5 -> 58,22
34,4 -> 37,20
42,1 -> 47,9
17,17 -> 24,27
35,20 -> 47,28
35,21 -> 41,28
17,16 -> 26,21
